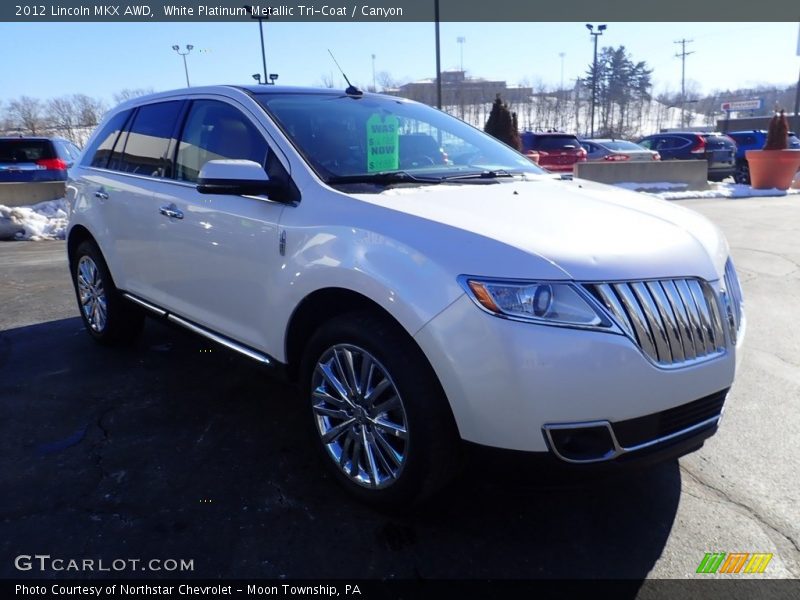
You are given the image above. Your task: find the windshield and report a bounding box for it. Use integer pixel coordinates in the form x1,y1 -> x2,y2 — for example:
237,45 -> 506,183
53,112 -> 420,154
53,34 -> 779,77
255,92 -> 544,183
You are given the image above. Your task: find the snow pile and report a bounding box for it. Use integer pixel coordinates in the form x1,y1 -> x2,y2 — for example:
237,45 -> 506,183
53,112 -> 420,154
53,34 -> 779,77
648,183 -> 800,201
0,198 -> 69,241
614,182 -> 690,192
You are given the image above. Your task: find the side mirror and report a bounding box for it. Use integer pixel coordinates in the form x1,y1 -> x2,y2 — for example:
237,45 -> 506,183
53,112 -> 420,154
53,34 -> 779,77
196,159 -> 281,196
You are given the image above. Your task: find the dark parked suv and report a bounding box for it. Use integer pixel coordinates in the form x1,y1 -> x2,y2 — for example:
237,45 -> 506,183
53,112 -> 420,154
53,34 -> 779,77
637,132 -> 736,182
727,130 -> 800,184
520,132 -> 587,172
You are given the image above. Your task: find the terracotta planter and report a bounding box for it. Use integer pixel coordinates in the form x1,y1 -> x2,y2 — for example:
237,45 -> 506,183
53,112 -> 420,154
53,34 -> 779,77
745,149 -> 800,190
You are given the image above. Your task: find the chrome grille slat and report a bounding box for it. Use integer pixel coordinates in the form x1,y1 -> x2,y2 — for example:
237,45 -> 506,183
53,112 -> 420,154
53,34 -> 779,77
630,282 -> 671,362
585,275 -> 732,367
594,284 -> 635,338
646,281 -> 685,362
661,280 -> 697,360
687,279 -> 717,354
613,283 -> 658,360
675,279 -> 707,357
724,259 -> 744,339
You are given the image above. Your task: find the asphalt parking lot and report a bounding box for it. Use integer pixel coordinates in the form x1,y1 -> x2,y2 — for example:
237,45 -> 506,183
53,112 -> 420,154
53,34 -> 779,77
1,196 -> 799,583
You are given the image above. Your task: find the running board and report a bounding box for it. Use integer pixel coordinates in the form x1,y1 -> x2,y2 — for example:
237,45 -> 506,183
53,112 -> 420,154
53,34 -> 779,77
122,292 -> 274,366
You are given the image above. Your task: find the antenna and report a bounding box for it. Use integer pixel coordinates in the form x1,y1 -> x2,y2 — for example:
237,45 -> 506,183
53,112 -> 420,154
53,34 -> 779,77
327,49 -> 363,96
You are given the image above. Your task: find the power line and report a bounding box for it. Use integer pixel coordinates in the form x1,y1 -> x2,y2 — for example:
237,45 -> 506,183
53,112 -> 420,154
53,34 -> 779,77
674,38 -> 695,127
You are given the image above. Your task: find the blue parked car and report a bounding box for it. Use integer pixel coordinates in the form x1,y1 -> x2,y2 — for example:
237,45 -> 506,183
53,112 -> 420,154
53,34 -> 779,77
727,130 -> 800,184
637,132 -> 736,182
0,137 -> 81,183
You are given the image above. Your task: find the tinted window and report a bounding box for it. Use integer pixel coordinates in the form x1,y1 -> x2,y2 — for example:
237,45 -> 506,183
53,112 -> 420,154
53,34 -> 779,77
115,101 -> 183,177
730,133 -> 753,146
85,110 -> 132,168
531,135 -> 580,151
702,135 -> 734,149
655,138 -> 681,150
0,139 -> 55,163
176,100 -> 270,182
637,138 -> 654,149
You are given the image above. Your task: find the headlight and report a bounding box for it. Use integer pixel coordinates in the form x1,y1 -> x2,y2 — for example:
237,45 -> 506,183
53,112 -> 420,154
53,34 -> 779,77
459,276 -> 613,329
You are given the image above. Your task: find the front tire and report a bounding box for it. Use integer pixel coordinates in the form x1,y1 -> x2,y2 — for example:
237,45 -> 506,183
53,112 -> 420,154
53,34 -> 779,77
300,311 -> 461,508
71,240 -> 144,346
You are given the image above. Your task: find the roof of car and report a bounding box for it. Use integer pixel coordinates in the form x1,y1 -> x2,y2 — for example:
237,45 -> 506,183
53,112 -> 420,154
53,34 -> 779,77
105,84 -> 411,113
521,131 -> 577,136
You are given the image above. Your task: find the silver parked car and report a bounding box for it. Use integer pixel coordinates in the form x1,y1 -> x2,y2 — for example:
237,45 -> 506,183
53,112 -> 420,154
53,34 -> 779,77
580,139 -> 660,162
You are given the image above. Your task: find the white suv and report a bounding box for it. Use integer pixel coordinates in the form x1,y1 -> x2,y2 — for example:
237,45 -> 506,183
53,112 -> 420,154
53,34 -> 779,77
66,86 -> 745,506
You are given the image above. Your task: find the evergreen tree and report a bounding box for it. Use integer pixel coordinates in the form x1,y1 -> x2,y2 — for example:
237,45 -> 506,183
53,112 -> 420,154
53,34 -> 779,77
484,94 -> 521,150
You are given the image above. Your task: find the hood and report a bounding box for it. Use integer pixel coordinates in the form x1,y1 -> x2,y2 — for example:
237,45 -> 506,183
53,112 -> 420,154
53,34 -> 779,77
351,176 -> 728,282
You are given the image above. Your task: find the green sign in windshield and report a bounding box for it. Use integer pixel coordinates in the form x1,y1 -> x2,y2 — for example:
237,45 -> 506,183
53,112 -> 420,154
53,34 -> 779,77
366,114 -> 399,172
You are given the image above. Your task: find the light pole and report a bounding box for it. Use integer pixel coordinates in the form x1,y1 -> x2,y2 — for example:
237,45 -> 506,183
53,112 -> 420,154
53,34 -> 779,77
172,44 -> 193,87
371,53 -> 377,92
244,5 -> 269,84
457,36 -> 466,72
585,23 -> 606,138
558,52 -> 565,92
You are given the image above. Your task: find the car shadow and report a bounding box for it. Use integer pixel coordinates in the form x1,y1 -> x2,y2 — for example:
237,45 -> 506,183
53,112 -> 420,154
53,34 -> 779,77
0,317 -> 681,586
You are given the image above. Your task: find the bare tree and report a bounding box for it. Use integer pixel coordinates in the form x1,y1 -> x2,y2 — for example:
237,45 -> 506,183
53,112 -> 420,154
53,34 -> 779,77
112,88 -> 154,104
376,71 -> 400,91
318,73 -> 335,88
6,96 -> 45,135
72,94 -> 106,127
47,96 -> 78,141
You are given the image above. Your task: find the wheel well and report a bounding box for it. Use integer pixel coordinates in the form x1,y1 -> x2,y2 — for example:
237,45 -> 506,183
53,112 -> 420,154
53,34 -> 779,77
67,225 -> 95,268
285,288 -> 409,381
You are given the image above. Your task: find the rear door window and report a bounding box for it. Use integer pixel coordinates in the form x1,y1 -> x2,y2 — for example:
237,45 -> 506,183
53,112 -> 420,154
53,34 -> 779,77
115,101 -> 184,178
85,110 -> 133,168
703,135 -> 734,149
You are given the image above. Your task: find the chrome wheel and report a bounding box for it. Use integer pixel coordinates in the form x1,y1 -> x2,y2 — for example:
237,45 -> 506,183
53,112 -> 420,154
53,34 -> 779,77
76,255 -> 107,332
311,344 -> 409,489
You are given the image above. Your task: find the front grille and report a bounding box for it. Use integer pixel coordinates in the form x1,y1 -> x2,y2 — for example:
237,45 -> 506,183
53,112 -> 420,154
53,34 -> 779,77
613,388 -> 728,448
585,278 -> 727,366
724,259 -> 744,339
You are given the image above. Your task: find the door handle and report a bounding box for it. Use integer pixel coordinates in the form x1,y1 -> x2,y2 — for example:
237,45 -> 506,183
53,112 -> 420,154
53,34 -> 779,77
94,191 -> 109,200
159,205 -> 184,220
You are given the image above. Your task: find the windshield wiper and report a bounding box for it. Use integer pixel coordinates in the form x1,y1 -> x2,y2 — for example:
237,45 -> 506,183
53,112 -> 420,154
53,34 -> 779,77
325,171 -> 443,185
440,169 -> 517,181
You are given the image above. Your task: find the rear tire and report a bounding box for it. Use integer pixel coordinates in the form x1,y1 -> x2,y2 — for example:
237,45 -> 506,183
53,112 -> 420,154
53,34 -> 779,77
300,311 -> 461,508
71,240 -> 144,346
734,160 -> 750,185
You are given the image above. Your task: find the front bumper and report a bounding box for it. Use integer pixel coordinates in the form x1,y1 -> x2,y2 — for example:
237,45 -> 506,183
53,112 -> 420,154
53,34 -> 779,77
414,294 -> 740,455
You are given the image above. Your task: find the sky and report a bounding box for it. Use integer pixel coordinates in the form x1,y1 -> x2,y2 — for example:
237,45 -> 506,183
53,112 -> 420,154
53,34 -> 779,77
1,21 -> 799,105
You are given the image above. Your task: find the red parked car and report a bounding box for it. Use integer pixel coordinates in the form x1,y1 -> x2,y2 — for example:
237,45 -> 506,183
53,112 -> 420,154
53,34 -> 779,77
520,132 -> 587,172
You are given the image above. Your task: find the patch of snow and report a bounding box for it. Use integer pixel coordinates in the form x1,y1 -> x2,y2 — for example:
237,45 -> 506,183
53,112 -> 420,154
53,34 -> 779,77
648,183 -> 800,201
0,198 -> 69,241
614,181 -> 690,192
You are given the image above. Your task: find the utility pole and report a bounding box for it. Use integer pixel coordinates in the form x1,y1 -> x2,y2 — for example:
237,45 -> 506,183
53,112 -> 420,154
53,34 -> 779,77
434,0 -> 442,108
559,52 -> 565,92
674,39 -> 694,128
371,53 -> 376,92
